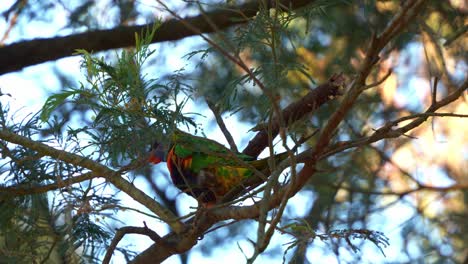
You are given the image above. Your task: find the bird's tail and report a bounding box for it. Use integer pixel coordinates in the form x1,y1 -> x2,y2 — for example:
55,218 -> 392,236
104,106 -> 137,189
220,151 -> 293,204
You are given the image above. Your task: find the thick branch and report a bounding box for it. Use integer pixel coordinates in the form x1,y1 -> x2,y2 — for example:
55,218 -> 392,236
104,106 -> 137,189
0,0 -> 315,75
242,73 -> 345,157
0,129 -> 184,233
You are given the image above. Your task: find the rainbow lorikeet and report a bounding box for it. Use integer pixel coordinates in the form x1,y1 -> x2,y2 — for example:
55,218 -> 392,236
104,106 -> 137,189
149,130 -> 288,206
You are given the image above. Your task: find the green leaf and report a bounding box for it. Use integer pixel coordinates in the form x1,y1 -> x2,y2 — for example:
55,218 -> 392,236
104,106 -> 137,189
40,89 -> 83,122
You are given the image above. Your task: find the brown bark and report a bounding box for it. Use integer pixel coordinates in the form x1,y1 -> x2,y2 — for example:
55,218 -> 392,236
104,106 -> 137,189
242,74 -> 345,158
0,0 -> 316,75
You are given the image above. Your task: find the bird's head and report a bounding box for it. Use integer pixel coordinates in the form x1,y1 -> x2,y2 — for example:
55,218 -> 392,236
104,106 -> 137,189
148,141 -> 169,164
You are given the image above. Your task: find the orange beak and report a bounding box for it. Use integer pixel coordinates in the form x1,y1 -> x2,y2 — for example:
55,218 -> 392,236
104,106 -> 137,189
148,152 -> 162,164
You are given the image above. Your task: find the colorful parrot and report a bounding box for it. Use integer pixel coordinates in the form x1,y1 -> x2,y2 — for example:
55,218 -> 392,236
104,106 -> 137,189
149,130 -> 288,206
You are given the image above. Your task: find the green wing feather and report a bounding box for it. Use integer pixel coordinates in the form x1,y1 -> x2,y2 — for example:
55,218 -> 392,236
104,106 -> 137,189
172,130 -> 253,171
169,130 -> 289,201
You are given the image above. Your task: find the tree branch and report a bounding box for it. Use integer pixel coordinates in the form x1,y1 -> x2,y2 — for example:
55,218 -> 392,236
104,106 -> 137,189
104,224 -> 163,264
317,79 -> 467,160
0,171 -> 95,199
0,129 -> 184,233
206,100 -> 238,152
242,73 -> 345,157
0,0 -> 316,75
328,182 -> 468,197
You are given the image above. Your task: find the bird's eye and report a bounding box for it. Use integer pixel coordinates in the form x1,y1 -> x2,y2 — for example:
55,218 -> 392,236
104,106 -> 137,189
151,142 -> 160,151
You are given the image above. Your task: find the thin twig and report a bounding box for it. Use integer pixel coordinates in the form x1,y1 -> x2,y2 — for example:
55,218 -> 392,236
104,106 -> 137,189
363,69 -> 393,90
0,172 -> 94,198
206,100 -> 238,152
327,182 -> 468,197
432,76 -> 439,105
318,88 -> 468,161
103,225 -> 162,264
0,1 -> 23,45
443,24 -> 468,47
